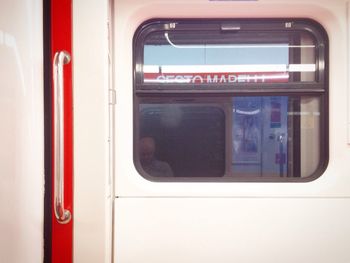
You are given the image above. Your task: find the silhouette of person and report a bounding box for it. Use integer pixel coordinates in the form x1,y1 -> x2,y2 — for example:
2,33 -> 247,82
139,137 -> 173,177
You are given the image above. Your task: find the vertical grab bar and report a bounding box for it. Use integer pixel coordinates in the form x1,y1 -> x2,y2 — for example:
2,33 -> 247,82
53,51 -> 72,224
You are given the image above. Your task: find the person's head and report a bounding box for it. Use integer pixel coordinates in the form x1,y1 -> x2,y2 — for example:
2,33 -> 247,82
139,137 -> 156,165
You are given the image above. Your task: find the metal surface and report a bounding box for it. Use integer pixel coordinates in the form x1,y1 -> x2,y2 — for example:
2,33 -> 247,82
53,50 -> 72,224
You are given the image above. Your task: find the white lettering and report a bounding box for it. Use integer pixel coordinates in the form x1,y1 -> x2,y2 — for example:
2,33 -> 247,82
166,75 -> 175,81
154,73 -> 285,84
237,74 -> 247,83
192,75 -> 204,83
156,75 -> 166,83
207,75 -> 218,83
220,75 -> 227,83
254,75 -> 259,83
184,76 -> 194,83
228,75 -> 237,83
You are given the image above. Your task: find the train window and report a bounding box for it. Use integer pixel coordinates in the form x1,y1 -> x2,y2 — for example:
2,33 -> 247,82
133,19 -> 328,182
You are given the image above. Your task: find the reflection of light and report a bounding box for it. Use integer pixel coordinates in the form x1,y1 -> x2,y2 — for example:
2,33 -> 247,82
164,32 -> 315,49
0,30 -> 25,94
143,65 -> 159,73
144,64 -> 316,73
289,64 -> 316,72
233,109 -> 260,115
209,0 -> 257,2
163,64 -> 287,73
144,78 -> 191,83
237,74 -> 289,81
288,111 -> 320,116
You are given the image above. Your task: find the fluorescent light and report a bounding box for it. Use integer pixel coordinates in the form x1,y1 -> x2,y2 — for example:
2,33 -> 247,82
209,0 -> 259,2
143,65 -> 159,73
289,64 -> 316,72
144,64 -> 316,73
164,33 -> 315,49
209,0 -> 258,1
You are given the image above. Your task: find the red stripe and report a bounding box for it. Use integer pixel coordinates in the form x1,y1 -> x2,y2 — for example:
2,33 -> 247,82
144,72 -> 289,84
51,0 -> 73,262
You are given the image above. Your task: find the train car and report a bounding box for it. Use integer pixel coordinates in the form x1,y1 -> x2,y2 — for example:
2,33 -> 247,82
1,0 -> 350,262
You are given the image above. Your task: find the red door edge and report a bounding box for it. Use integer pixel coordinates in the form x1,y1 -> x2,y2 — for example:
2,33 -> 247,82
51,0 -> 73,262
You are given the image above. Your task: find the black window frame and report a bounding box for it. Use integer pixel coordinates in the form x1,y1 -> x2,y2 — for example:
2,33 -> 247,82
133,18 -> 329,182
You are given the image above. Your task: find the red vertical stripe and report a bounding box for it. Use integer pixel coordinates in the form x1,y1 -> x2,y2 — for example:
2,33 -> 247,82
51,0 -> 73,262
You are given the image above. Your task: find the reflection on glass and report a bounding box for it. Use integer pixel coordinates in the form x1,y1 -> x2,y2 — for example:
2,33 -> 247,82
143,31 -> 316,84
232,96 -> 320,178
232,97 -> 289,178
139,104 -> 225,177
138,96 -> 321,179
233,97 -> 262,164
139,136 -> 174,177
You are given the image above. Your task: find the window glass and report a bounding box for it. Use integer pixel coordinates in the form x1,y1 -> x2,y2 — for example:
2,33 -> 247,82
231,96 -> 321,178
134,19 -> 328,181
139,104 -> 225,177
137,96 -> 321,179
143,31 -> 316,84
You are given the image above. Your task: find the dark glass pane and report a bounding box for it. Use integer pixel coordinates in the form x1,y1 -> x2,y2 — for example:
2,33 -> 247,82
139,104 -> 225,178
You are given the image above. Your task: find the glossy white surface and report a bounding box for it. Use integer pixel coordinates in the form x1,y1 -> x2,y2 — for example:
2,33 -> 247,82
0,0 -> 44,262
112,0 -> 350,262
115,197 -> 350,263
73,0 -> 112,262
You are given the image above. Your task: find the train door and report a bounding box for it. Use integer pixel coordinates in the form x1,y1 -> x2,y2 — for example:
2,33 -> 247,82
112,1 -> 350,263
47,0 -> 111,262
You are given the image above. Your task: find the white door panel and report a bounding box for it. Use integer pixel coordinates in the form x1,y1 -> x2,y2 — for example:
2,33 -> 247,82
111,1 -> 350,263
115,198 -> 350,263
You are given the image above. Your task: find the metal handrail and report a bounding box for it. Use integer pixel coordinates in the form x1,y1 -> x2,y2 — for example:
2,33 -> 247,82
53,51 -> 72,224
